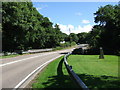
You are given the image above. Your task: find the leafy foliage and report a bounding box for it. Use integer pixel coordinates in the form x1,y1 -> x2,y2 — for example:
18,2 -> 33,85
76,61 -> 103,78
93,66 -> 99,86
65,33 -> 79,44
93,4 -> 120,54
2,2 -> 65,52
77,32 -> 89,44
77,3 -> 120,55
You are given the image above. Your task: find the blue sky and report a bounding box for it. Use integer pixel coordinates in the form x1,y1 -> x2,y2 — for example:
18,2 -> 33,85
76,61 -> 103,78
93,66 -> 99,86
32,2 -> 118,34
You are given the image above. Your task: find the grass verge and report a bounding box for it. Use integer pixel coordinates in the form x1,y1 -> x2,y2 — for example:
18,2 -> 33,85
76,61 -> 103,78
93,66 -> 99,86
32,56 -> 77,88
0,53 -> 32,59
67,55 -> 120,88
0,54 -> 20,59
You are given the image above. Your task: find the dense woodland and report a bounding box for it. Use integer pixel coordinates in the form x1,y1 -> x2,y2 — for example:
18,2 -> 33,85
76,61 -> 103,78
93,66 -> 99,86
2,2 -> 120,55
2,2 -> 68,52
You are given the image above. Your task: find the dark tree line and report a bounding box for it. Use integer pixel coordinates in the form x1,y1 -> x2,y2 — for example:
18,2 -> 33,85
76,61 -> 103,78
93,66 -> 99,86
2,2 -> 67,52
76,3 -> 120,55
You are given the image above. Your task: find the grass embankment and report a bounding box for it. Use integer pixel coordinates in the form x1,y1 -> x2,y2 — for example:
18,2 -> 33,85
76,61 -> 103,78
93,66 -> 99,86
32,56 -> 77,88
32,55 -> 119,89
0,54 -> 20,59
68,55 -> 120,88
0,53 -> 32,59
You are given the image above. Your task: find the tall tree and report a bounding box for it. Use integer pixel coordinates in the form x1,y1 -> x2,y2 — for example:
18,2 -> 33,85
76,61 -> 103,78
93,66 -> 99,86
93,4 -> 120,54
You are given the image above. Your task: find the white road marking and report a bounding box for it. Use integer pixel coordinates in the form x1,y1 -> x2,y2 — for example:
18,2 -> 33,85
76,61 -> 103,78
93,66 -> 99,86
0,52 -> 57,67
13,55 -> 63,89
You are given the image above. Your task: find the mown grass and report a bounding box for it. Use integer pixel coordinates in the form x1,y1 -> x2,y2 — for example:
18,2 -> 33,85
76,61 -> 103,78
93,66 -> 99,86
67,55 -> 120,88
32,55 -> 120,89
32,56 -> 77,88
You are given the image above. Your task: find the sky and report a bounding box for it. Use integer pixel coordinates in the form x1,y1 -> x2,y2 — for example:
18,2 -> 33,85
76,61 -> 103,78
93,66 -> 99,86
32,1 -> 118,34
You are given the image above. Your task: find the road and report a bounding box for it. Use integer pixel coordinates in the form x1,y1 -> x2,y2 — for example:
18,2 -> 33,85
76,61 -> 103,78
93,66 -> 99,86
0,48 -> 74,89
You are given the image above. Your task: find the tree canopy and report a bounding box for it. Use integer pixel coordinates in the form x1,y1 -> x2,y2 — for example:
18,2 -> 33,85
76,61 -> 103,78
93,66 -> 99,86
2,2 -> 66,52
76,3 -> 120,55
93,4 -> 120,54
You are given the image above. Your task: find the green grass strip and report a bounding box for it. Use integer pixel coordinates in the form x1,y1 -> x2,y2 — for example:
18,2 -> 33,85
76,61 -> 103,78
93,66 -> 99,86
68,55 -> 120,88
0,54 -> 20,59
32,56 -> 77,88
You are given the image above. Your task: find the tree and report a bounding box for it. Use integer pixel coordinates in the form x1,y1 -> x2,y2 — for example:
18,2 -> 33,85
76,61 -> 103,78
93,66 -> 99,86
2,2 -> 67,52
77,32 -> 89,44
69,33 -> 79,43
93,4 -> 120,54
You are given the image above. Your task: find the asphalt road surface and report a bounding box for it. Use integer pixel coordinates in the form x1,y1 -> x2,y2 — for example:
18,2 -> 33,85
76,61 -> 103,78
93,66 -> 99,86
0,48 -> 74,89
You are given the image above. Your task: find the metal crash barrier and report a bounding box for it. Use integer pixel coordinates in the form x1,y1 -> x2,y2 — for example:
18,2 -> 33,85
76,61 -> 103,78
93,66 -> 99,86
64,52 -> 89,90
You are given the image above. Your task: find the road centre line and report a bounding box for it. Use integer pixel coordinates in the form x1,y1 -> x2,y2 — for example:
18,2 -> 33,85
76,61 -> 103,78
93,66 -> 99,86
0,52 -> 58,67
13,55 -> 63,89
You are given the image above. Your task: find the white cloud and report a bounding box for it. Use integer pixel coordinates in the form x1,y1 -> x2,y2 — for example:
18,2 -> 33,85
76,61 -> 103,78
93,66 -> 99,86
58,24 -> 68,32
58,24 -> 93,35
36,7 -> 42,10
36,4 -> 48,11
48,17 -> 51,21
82,20 -> 90,24
68,25 -> 74,30
75,12 -> 82,16
76,24 -> 93,33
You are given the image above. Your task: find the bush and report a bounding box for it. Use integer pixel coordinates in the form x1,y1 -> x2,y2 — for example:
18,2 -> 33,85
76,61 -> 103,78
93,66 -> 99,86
71,42 -> 76,46
53,47 -> 63,51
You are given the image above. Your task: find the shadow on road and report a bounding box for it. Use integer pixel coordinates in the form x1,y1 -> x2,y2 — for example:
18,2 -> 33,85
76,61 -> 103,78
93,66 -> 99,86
59,52 -> 69,55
